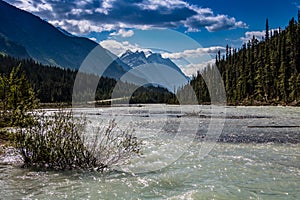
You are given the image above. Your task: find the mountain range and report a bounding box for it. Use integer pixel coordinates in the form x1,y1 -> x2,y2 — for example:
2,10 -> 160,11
120,50 -> 187,78
0,0 -> 187,84
119,50 -> 189,90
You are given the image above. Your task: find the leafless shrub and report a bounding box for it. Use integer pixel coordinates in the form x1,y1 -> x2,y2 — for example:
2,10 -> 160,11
12,110 -> 141,172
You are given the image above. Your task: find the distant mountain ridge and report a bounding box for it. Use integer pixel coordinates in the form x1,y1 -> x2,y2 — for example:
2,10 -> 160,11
0,0 -> 130,79
119,50 -> 189,91
0,0 -> 188,87
120,50 -> 188,79
0,0 -> 95,68
0,33 -> 30,59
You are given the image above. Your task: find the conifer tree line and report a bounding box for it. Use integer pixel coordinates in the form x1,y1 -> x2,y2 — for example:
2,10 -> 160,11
186,12 -> 300,105
0,55 -> 174,104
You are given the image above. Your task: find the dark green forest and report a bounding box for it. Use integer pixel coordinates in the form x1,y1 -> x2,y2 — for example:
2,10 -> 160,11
185,12 -> 300,105
0,55 -> 174,104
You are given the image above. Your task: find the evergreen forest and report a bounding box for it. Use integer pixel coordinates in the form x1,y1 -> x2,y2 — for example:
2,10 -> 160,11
184,12 -> 300,105
0,55 -> 174,105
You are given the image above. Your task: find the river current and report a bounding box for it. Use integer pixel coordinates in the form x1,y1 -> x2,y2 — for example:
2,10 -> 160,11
1,105 -> 299,199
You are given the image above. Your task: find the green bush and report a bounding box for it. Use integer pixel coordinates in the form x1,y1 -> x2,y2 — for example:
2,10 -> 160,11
12,110 -> 141,171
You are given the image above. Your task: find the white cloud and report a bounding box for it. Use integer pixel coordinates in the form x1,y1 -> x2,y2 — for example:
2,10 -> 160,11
68,8 -> 93,16
183,6 -> 247,32
49,19 -> 150,35
67,20 -> 103,33
48,20 -> 64,27
136,0 -> 188,10
89,37 -> 98,42
110,29 -> 134,37
204,15 -> 248,32
70,8 -> 83,15
99,40 -> 150,56
241,31 -> 265,42
162,46 -> 226,59
11,0 -> 53,12
38,1 -> 53,11
75,0 -> 93,7
95,0 -> 116,15
241,29 -> 280,42
49,19 -> 118,34
182,59 -> 216,77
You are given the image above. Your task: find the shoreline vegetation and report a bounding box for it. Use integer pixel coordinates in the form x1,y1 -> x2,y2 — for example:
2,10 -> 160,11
0,66 -> 142,171
39,99 -> 300,108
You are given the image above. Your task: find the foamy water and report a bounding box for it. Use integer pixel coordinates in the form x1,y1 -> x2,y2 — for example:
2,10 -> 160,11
1,105 -> 300,199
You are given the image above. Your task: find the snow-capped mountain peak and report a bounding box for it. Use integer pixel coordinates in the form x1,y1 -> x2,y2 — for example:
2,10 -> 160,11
119,50 -> 148,68
119,50 -> 188,79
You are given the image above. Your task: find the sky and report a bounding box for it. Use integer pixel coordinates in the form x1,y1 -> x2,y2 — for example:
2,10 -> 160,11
3,0 -> 300,76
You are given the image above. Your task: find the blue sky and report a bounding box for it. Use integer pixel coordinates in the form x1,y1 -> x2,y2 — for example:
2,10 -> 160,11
4,0 -> 300,75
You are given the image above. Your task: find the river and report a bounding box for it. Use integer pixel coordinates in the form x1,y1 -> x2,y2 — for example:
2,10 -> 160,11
1,105 -> 300,199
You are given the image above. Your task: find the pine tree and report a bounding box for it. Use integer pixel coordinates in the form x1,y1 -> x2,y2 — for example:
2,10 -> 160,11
0,65 -> 38,127
278,34 -> 288,102
265,18 -> 269,41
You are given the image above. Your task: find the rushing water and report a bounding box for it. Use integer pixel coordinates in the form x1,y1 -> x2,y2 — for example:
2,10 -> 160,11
1,105 -> 300,199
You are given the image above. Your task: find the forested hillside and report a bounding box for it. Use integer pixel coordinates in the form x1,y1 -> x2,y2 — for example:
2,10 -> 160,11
0,55 -> 174,104
187,12 -> 300,105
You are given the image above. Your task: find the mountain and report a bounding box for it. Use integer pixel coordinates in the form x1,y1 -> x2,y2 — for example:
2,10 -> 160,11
120,50 -> 188,78
0,33 -> 30,59
148,53 -> 185,76
0,0 -> 129,79
120,50 -> 149,68
120,50 -> 189,91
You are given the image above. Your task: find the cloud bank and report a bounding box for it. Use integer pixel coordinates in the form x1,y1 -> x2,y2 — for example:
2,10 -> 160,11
110,29 -> 134,37
241,29 -> 280,42
100,39 -> 151,56
182,59 -> 216,77
4,0 -> 247,34
162,46 -> 226,59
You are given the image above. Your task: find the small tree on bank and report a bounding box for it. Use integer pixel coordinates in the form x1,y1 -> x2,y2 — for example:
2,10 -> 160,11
1,65 -> 142,171
0,64 -> 38,127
